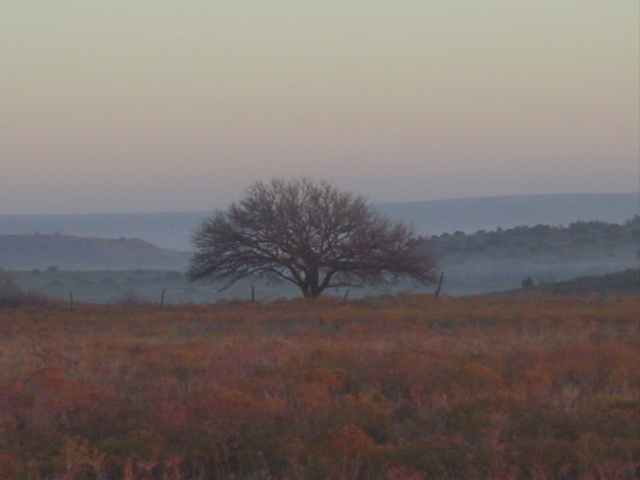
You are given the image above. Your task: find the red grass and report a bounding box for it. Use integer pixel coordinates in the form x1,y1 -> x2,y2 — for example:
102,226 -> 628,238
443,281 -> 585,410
0,293 -> 638,479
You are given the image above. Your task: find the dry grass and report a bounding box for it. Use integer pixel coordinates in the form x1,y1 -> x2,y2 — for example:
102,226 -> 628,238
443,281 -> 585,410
0,293 -> 638,479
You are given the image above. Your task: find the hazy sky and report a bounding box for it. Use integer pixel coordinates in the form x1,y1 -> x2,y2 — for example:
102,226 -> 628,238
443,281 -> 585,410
2,2 -> 638,214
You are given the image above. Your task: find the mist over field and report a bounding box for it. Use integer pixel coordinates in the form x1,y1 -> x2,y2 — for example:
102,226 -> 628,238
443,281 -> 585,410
2,192 -> 638,303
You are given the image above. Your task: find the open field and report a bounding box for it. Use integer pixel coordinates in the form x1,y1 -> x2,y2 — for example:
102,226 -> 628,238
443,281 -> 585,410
0,294 -> 638,479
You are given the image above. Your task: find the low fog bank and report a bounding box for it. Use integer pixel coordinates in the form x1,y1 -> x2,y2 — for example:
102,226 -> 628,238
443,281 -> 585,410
3,193 -> 639,303
9,225 -> 639,303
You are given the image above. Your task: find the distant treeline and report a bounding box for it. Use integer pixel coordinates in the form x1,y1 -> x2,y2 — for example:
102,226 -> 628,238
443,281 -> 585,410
425,215 -> 640,255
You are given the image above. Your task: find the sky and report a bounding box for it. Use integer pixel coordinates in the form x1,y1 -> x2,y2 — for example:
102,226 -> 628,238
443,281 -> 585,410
1,1 -> 638,215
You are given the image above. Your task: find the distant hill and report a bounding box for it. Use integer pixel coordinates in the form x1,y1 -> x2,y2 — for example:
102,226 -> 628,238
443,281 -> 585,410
490,269 -> 640,297
0,234 -> 188,271
427,216 -> 639,295
1,192 -> 637,250
377,192 -> 640,237
0,212 -> 210,251
6,218 -> 639,303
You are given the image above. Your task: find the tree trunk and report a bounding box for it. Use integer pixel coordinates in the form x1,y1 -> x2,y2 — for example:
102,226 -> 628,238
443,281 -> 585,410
299,285 -> 312,297
306,267 -> 322,298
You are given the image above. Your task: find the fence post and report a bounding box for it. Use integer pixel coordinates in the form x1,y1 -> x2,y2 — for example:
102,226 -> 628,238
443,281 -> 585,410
434,272 -> 445,299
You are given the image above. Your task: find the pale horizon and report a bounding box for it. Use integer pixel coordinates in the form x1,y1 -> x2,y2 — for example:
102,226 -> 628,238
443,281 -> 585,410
2,2 -> 638,215
0,191 -> 636,218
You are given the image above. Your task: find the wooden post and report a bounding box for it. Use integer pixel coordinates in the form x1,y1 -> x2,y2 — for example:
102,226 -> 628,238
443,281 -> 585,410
434,272 -> 445,298
343,289 -> 350,301
251,286 -> 255,302
160,289 -> 165,309
548,270 -> 558,294
69,292 -> 74,314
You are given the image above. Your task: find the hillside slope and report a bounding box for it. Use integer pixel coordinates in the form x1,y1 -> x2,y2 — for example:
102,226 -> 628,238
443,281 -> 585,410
428,217 -> 639,294
489,268 -> 640,297
1,192 -> 637,250
378,192 -> 640,236
2,214 -> 639,302
0,234 -> 188,271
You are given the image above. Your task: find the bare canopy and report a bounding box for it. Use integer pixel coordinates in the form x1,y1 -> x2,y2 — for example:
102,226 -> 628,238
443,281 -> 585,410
188,178 -> 438,298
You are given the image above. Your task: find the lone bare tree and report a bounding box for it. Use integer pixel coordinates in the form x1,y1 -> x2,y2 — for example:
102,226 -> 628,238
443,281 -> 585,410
188,178 -> 438,298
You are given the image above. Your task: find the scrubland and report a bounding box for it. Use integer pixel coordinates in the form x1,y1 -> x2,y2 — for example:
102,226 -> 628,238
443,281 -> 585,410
0,293 -> 638,479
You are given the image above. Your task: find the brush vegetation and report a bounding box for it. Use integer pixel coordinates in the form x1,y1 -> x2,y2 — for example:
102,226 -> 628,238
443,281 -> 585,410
0,293 -> 638,479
